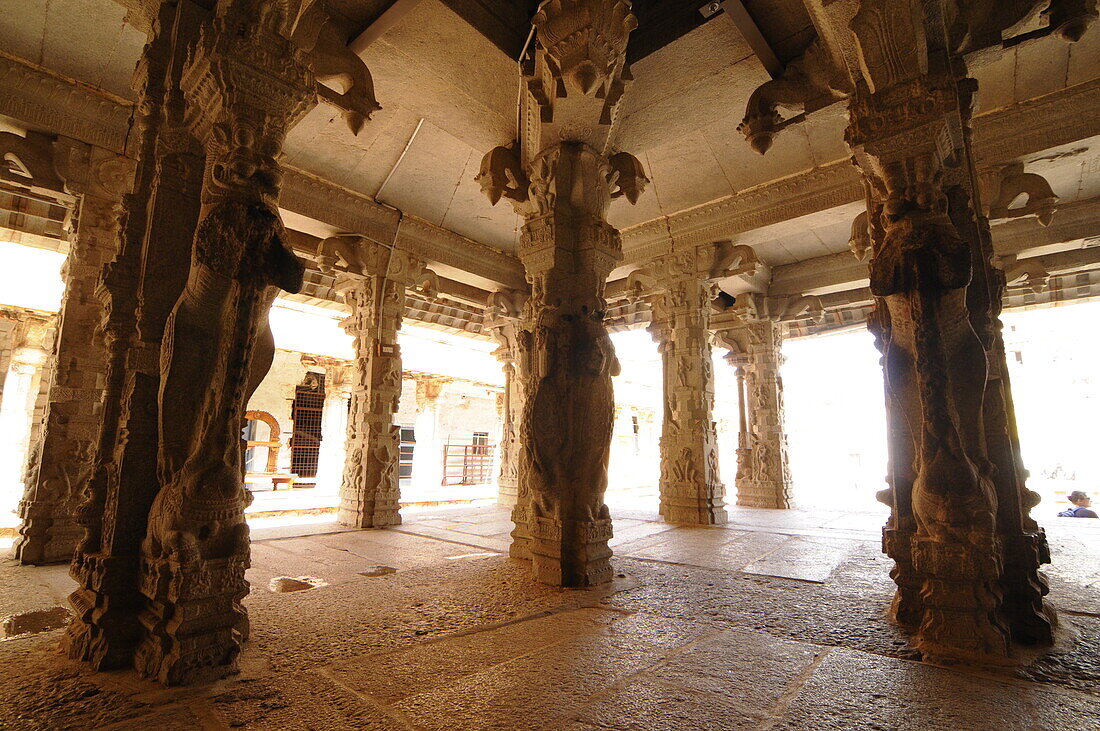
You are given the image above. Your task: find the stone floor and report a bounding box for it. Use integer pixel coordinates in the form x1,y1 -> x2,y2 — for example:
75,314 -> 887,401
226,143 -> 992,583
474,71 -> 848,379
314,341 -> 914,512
1,503 -> 1097,729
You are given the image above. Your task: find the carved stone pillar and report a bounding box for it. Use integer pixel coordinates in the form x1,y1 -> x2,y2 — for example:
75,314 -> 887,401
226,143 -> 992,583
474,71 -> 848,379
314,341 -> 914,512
844,2 -> 1054,663
629,254 -> 726,524
312,358 -> 351,497
715,316 -> 792,510
65,0 -> 207,673
516,143 -> 623,587
475,0 -> 646,586
15,145 -> 133,565
0,314 -> 52,514
132,1 -> 313,684
485,289 -> 528,508
319,236 -> 435,529
411,376 -> 445,492
63,0 -> 379,684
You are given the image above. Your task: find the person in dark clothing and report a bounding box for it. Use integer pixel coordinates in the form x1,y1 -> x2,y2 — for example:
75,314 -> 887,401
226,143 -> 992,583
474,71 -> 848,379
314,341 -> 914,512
1058,491 -> 1099,518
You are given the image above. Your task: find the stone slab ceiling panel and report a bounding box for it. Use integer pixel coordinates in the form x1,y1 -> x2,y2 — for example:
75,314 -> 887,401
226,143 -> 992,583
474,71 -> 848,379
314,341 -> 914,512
282,102 -> 424,200
0,0 -> 145,101
356,0 -> 516,152
379,119 -> 520,252
281,0 -> 522,251
1019,138 -> 1100,205
722,199 -> 865,268
971,30 -> 1100,114
329,0 -> 398,30
611,14 -> 760,153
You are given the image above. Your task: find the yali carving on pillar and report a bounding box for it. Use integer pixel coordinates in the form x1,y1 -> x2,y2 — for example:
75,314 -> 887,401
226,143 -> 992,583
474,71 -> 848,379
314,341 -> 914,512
841,0 -> 1060,664
136,0 -> 315,685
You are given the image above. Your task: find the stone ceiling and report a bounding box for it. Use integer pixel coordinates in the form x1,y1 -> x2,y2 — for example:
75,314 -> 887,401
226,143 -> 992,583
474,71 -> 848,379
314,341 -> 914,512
2,0 -> 1100,283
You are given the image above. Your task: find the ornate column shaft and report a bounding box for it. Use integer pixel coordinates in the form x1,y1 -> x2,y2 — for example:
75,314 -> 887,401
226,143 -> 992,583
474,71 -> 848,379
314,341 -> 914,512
629,253 -> 726,524
65,0 -> 205,672
133,0 -> 313,684
843,1 -> 1055,663
15,144 -> 133,565
485,289 -> 529,509
715,311 -> 792,510
517,143 -> 623,586
320,236 -> 436,529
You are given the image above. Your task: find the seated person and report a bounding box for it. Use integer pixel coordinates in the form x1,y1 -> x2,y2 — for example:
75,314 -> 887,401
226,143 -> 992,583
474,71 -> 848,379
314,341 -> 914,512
1057,491 -> 1098,518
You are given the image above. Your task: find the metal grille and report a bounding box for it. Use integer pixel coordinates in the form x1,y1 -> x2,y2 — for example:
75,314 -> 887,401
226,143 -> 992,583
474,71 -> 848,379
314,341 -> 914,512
399,427 -> 415,479
290,382 -> 325,478
442,440 -> 496,486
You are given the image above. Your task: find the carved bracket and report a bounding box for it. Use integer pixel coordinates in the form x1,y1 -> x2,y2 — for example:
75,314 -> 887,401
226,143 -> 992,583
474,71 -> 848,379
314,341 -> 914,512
987,162 -> 1058,226
997,253 -> 1050,293
284,0 -> 381,135
739,37 -> 851,155
723,292 -> 824,324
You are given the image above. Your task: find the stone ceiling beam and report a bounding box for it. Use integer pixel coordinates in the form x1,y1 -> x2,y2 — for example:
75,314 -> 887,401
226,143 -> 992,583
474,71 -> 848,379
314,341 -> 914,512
713,1 -> 782,78
4,50 -> 1100,287
785,242 -> 1100,340
349,0 -> 426,53
0,55 -> 133,156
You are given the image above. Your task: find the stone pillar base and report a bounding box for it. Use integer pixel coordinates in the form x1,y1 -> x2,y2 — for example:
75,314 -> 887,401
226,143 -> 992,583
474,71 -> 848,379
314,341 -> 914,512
64,553 -> 143,671
529,516 -> 613,587
497,481 -> 519,507
13,502 -> 82,564
337,497 -> 402,529
999,531 -> 1055,645
910,536 -> 1010,664
735,481 -> 791,509
509,503 -> 530,559
660,491 -> 728,525
134,553 -> 249,685
882,526 -> 922,628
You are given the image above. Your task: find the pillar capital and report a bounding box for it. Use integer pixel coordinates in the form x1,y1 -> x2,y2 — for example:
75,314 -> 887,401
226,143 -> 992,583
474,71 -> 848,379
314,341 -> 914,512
180,2 -> 316,208
52,139 -> 136,204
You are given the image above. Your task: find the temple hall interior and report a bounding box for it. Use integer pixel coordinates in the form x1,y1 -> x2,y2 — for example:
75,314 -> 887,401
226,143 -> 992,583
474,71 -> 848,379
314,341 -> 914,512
1,0 -> 1099,728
